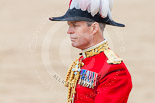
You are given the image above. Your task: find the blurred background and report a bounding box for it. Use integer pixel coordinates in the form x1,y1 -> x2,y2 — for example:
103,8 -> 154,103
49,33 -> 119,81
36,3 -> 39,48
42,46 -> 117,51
0,0 -> 155,103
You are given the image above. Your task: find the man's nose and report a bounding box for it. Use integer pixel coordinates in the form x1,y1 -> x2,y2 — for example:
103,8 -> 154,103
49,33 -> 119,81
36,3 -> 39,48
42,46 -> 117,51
67,27 -> 74,34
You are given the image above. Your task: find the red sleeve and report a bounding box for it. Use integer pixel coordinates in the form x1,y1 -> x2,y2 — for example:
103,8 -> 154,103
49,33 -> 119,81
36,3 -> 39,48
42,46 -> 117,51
94,63 -> 132,103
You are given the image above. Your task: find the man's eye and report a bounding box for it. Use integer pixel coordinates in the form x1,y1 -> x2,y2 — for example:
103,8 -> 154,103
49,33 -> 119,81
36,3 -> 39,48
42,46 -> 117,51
74,24 -> 79,27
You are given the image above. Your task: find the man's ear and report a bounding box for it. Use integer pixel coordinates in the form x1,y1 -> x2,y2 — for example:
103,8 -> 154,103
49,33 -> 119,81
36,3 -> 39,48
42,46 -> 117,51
91,22 -> 100,35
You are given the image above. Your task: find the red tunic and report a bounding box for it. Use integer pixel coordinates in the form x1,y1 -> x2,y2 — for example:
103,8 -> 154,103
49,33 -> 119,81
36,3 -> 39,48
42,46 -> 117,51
74,52 -> 132,103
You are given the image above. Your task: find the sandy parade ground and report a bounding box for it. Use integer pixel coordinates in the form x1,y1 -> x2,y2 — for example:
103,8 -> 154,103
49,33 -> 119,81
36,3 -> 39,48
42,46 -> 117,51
0,0 -> 155,103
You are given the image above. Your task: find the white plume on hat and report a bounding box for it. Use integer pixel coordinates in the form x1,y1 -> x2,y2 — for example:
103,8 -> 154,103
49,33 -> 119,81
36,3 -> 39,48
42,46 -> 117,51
70,0 -> 113,19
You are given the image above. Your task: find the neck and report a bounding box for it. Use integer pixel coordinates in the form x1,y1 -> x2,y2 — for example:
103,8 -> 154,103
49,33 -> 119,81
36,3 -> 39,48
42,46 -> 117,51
81,36 -> 104,50
82,39 -> 106,51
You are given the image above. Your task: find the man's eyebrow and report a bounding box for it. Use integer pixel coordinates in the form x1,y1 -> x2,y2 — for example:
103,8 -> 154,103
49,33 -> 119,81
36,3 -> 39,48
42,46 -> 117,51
68,21 -> 78,25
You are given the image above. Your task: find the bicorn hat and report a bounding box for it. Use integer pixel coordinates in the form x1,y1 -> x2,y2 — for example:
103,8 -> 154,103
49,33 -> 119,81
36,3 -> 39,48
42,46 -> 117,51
49,0 -> 125,27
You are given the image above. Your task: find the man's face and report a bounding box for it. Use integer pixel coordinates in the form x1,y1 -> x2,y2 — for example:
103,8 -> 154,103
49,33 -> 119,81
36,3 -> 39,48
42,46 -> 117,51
67,21 -> 93,50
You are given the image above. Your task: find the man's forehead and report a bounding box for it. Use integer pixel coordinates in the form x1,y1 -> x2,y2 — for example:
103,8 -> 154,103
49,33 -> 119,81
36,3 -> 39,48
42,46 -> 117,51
67,21 -> 86,24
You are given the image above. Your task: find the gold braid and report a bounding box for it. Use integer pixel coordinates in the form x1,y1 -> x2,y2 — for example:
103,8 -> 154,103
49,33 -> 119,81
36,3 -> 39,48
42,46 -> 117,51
64,57 -> 83,103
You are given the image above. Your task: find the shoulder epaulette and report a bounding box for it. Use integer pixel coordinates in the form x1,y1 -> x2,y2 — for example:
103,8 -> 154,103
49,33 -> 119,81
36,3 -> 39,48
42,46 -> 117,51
104,49 -> 123,64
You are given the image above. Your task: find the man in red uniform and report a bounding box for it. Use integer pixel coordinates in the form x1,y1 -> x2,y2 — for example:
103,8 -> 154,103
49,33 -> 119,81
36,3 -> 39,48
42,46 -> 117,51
49,0 -> 132,103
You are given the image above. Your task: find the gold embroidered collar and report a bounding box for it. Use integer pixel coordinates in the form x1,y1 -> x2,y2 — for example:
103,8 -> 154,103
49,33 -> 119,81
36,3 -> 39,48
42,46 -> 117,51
82,40 -> 109,58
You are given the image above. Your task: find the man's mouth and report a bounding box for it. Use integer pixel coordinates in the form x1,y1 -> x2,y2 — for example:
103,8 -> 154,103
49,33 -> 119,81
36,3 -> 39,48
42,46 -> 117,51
71,39 -> 75,42
70,38 -> 77,41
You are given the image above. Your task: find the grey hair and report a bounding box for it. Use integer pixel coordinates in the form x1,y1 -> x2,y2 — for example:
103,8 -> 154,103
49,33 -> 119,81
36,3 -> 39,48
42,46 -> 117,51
86,22 -> 106,32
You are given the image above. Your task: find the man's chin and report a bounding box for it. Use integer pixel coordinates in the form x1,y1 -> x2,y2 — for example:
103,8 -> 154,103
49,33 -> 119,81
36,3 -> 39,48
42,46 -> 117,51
71,43 -> 79,48
71,43 -> 76,47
